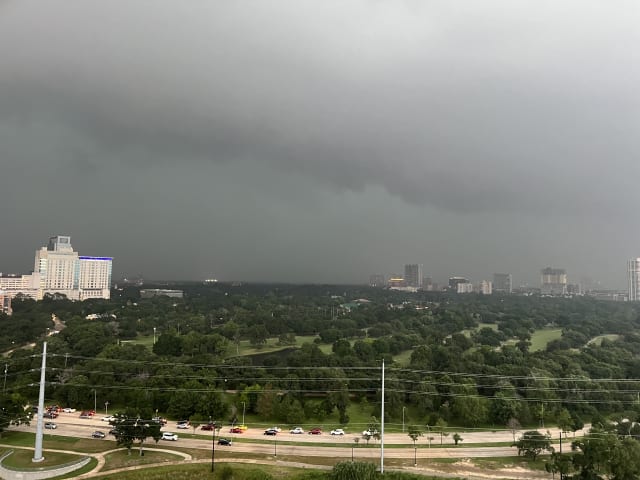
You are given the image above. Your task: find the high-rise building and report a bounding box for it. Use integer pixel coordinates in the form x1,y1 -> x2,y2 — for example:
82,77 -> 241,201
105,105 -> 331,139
369,274 -> 386,287
479,280 -> 492,295
404,264 -> 423,289
628,258 -> 640,301
541,267 -> 567,295
493,273 -> 512,293
2,236 -> 112,301
449,276 -> 470,291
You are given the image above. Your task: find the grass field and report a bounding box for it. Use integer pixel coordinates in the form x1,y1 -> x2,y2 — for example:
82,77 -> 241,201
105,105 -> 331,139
102,449 -> 184,471
529,328 -> 563,352
0,431 -> 112,454
0,448 -> 84,469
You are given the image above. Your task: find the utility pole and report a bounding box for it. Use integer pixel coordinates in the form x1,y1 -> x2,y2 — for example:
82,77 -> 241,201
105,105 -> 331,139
380,358 -> 385,474
33,342 -> 47,463
3,363 -> 7,393
210,421 -> 216,472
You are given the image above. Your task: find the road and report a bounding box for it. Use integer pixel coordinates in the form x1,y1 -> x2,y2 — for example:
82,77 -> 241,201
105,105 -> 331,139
14,411 -> 585,460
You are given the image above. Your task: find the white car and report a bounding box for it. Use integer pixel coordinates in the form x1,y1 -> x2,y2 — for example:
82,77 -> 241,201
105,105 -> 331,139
268,426 -> 282,432
362,430 -> 378,436
161,432 -> 178,441
290,427 -> 304,434
62,408 -> 76,413
177,422 -> 190,429
331,429 -> 345,435
101,415 -> 115,422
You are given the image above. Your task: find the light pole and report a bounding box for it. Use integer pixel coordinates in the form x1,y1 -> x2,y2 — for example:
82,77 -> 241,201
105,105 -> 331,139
105,401 -> 109,415
402,406 -> 405,433
274,438 -> 277,457
153,327 -> 156,345
93,389 -> 97,413
242,401 -> 246,426
211,420 -> 216,472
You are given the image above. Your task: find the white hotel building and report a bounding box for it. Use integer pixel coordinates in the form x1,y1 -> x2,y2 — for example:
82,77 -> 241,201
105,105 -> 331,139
0,236 -> 112,301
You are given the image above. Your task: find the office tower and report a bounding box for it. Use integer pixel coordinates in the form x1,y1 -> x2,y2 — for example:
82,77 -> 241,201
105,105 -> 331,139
404,264 -> 423,288
479,280 -> 492,295
369,274 -> 386,287
32,236 -> 112,300
456,281 -> 474,293
423,276 -> 433,291
78,256 -> 113,300
541,267 -> 567,295
628,258 -> 640,301
35,236 -> 80,299
449,276 -> 470,290
493,273 -> 512,293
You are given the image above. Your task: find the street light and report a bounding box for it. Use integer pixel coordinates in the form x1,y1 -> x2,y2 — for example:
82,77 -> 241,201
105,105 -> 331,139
153,327 -> 156,345
211,420 -> 217,473
105,401 -> 109,415
402,406 -> 406,433
242,401 -> 246,426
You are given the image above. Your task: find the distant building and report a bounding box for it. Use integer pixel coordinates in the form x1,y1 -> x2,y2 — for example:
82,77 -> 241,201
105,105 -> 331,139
628,258 -> 640,301
493,273 -> 512,293
457,281 -> 474,294
387,277 -> 406,289
0,291 -> 11,315
422,276 -> 434,291
541,267 -> 567,295
140,289 -> 184,299
369,274 -> 386,287
478,280 -> 492,295
449,277 -> 470,291
404,264 -> 423,289
0,273 -> 40,299
1,236 -> 112,301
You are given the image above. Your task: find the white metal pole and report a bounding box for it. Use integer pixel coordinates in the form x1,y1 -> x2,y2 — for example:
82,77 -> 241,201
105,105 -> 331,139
380,358 -> 385,473
33,342 -> 47,463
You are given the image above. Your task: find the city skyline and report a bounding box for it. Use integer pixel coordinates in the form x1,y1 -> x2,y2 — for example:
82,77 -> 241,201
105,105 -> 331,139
1,1 -> 639,289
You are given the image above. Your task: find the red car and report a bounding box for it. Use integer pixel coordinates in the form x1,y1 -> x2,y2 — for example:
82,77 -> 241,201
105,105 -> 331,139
308,428 -> 322,435
230,427 -> 244,434
201,423 -> 217,431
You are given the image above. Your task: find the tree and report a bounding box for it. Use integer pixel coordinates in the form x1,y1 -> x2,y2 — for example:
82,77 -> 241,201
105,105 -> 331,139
514,430 -> 552,461
407,425 -> 423,446
434,418 -> 449,445
453,433 -> 463,446
507,417 -> 521,443
0,393 -> 31,438
111,413 -> 162,456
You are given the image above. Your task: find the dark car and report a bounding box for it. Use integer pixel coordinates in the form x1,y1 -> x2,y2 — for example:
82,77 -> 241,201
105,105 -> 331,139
308,428 -> 322,435
201,423 -> 217,431
217,438 -> 232,446
230,427 -> 243,433
264,428 -> 278,436
43,412 -> 58,419
92,431 -> 106,438
109,428 -> 119,435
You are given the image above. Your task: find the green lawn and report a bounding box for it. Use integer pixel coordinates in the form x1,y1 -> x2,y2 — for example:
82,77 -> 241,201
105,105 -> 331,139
529,328 -> 563,352
0,448 -> 84,469
0,431 -> 112,454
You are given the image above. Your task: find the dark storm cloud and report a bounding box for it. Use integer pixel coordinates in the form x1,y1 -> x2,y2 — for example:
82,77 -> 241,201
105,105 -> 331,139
1,0 -> 639,285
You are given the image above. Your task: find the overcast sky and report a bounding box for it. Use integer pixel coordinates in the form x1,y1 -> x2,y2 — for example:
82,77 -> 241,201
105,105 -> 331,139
1,1 -> 639,288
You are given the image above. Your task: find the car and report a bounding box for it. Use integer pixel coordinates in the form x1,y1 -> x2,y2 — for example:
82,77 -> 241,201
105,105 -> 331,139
152,416 -> 168,425
290,427 -> 304,434
109,428 -> 119,435
308,428 -> 322,435
44,422 -> 57,429
79,412 -> 91,419
101,415 -> 115,422
177,422 -> 190,429
62,408 -> 76,413
43,412 -> 58,419
161,432 -> 178,441
264,428 -> 278,436
217,438 -> 232,446
92,431 -> 106,438
330,429 -> 345,436
268,426 -> 281,432
201,423 -> 216,431
362,430 -> 379,437
229,427 -> 243,434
